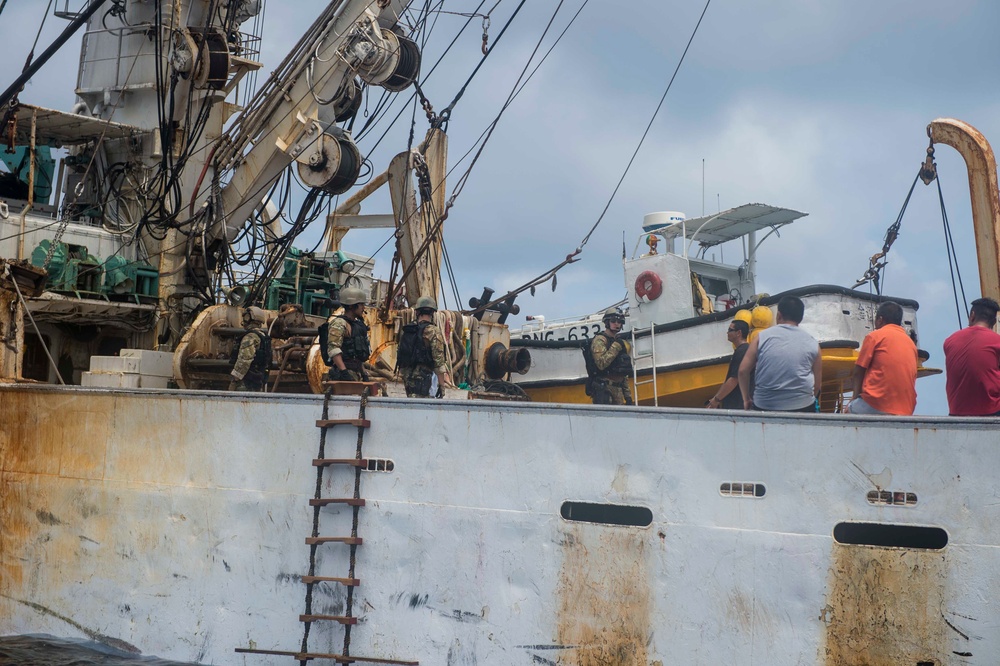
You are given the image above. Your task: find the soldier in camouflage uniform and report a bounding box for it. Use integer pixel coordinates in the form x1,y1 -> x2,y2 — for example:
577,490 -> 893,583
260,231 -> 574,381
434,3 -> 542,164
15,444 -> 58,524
398,296 -> 454,397
326,287 -> 371,381
229,307 -> 271,391
586,307 -> 634,405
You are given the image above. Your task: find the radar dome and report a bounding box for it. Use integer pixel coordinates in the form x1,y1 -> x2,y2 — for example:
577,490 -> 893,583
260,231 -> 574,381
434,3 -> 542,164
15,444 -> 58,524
642,211 -> 686,233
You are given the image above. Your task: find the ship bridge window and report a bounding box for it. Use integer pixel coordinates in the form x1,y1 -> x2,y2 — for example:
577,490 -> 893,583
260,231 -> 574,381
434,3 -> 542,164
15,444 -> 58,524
699,276 -> 730,298
833,522 -> 947,550
560,501 -> 652,527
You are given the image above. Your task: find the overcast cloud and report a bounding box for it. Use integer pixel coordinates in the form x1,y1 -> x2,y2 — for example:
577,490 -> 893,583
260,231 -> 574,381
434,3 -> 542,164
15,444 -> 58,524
3,0 -> 998,413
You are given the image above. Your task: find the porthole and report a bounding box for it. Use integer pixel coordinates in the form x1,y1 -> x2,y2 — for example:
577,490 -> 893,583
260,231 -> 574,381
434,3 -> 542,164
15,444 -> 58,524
833,522 -> 947,550
560,501 -> 652,527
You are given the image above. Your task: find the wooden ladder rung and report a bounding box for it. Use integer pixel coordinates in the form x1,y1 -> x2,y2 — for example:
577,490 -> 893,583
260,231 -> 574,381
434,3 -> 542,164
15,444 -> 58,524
310,498 -> 365,507
300,614 -> 358,625
305,536 -> 363,545
235,648 -> 315,659
314,458 -> 368,468
321,381 -> 382,396
301,575 -> 360,586
235,647 -> 419,665
316,418 -> 371,428
300,652 -> 419,665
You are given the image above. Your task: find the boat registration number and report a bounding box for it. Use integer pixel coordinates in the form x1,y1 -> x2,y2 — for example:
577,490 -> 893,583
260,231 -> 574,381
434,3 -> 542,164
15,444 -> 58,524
520,323 -> 603,341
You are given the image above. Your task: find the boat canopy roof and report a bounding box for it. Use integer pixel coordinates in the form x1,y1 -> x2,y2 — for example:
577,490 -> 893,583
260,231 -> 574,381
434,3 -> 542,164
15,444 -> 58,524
12,104 -> 144,147
657,203 -> 808,248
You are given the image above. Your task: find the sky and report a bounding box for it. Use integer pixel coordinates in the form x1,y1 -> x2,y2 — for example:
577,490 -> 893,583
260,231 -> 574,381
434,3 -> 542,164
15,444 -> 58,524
3,0 -> 999,414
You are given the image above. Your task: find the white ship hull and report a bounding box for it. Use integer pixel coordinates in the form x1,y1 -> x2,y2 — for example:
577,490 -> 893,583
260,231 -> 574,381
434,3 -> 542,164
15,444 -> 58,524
1,383 -> 994,664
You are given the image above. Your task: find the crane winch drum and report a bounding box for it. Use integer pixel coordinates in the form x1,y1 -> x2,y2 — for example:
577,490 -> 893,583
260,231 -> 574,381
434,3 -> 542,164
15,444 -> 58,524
357,30 -> 421,92
296,128 -> 363,195
331,78 -> 364,123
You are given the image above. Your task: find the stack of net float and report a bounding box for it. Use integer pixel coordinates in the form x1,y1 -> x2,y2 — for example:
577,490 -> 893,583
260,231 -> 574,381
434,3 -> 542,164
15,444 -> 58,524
733,305 -> 774,345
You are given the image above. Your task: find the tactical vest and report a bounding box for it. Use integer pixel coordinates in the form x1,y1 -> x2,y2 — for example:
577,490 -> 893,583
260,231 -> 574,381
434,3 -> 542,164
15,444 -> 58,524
583,332 -> 633,380
397,321 -> 434,369
338,315 -> 371,369
230,329 -> 271,384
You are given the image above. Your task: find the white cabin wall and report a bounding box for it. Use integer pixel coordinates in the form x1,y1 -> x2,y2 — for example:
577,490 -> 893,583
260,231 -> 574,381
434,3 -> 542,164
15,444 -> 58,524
624,252 -> 694,330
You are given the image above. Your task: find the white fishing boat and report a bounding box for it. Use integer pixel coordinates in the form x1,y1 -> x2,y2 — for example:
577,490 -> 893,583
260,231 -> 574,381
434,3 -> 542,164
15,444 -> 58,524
510,203 -> 938,409
1,1 -> 1000,665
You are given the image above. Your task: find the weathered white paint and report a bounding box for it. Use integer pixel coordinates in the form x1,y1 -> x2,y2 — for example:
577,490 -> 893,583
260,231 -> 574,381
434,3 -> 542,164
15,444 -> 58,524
0,384 -> 993,664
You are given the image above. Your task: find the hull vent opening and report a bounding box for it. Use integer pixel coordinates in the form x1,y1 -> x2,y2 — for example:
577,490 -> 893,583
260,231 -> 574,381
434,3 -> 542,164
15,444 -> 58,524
866,490 -> 917,506
720,482 -> 765,498
560,502 -> 652,527
833,522 -> 947,550
365,458 -> 394,472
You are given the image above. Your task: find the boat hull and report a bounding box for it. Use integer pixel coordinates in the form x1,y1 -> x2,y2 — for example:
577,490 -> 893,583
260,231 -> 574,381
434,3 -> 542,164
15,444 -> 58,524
0,384 -> 995,664
514,286 -> 937,409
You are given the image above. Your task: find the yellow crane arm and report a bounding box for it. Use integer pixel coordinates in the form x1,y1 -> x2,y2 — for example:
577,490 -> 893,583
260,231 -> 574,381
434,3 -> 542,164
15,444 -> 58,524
927,118 -> 1000,304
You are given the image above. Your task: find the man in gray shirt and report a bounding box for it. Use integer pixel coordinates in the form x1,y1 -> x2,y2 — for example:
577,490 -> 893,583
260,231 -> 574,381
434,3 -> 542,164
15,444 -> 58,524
738,296 -> 822,412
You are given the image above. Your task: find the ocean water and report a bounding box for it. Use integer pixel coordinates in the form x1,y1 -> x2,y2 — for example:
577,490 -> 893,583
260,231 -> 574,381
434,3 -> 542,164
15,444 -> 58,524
0,635 -> 206,665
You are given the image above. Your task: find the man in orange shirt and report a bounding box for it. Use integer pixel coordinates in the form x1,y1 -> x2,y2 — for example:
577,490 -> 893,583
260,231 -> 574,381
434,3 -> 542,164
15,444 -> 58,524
845,301 -> 918,415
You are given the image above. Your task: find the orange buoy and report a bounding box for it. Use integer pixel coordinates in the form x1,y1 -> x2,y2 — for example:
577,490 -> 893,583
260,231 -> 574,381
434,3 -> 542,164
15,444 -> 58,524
635,271 -> 663,300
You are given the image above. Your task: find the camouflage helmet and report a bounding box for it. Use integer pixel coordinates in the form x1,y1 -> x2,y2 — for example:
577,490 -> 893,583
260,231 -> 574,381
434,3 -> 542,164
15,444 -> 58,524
339,287 -> 367,307
241,306 -> 265,326
414,296 -> 437,313
602,307 -> 625,325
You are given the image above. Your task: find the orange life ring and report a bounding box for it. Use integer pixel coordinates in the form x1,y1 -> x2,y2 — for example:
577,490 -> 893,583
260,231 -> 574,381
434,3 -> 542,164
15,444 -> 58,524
635,271 -> 663,300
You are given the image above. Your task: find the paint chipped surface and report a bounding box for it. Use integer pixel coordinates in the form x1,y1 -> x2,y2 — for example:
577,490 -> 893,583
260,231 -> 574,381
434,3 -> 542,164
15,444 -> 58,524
556,525 -> 651,665
822,544 -> 948,665
0,392 -> 116,605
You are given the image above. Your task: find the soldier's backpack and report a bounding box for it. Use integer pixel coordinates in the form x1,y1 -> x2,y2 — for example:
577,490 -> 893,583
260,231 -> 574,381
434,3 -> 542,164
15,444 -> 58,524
229,329 -> 272,380
581,337 -> 600,396
397,321 -> 433,369
318,321 -> 332,365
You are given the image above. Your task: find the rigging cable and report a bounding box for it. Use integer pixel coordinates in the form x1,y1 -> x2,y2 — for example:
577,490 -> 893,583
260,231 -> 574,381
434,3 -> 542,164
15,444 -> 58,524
358,0 -> 490,152
5,263 -> 65,385
466,0 -> 711,317
359,0 -> 592,307
435,0 -> 527,128
936,173 -> 969,327
383,0 -> 571,309
444,0 -> 589,182
578,0 -> 711,250
852,171 -> 920,295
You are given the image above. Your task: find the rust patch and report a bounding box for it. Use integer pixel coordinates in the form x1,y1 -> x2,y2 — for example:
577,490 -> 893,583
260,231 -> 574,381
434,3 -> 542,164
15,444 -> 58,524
35,509 -> 63,525
0,390 -> 117,608
556,525 -> 651,665
0,471 -> 32,599
822,543 -> 948,665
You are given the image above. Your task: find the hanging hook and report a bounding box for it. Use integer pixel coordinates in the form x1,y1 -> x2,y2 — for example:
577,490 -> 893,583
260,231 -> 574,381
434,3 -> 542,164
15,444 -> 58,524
919,137 -> 937,185
481,16 -> 491,55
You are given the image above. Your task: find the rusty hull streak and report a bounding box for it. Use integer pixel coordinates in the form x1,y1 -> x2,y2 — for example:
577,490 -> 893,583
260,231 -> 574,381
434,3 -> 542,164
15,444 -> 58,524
0,390 -> 164,624
556,525 -> 651,665
822,543 -> 948,665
